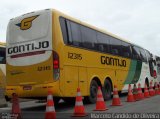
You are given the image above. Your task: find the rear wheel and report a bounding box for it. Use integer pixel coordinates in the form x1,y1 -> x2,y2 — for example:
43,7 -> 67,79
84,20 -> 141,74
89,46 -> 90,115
103,79 -> 112,100
84,80 -> 98,104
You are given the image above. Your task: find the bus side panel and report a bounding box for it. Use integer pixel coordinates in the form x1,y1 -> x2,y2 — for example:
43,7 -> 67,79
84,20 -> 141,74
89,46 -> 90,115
122,60 -> 151,91
87,67 -> 115,87
83,51 -> 131,92
59,45 -> 88,97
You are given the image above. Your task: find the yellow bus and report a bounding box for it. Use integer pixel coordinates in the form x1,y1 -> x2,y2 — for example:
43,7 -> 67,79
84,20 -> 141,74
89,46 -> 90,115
6,9 -> 156,103
0,42 -> 6,89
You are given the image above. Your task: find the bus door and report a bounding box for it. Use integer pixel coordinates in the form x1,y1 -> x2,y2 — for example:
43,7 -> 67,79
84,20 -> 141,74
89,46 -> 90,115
63,66 -> 88,96
116,69 -> 126,90
64,66 -> 78,96
78,67 -> 88,96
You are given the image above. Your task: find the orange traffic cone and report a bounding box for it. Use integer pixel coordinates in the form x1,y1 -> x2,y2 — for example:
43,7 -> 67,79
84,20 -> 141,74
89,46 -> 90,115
94,86 -> 109,111
137,83 -> 144,100
149,81 -> 155,96
11,93 -> 21,119
155,82 -> 160,95
72,88 -> 87,117
132,84 -> 138,101
126,84 -> 135,102
45,91 -> 56,119
111,85 -> 122,106
144,83 -> 150,98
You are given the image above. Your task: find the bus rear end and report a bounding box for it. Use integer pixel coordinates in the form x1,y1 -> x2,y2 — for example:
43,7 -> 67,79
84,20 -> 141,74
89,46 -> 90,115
6,9 -> 59,98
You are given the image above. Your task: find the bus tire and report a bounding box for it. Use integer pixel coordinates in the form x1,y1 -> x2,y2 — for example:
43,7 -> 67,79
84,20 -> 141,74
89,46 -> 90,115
103,79 -> 112,100
85,80 -> 98,104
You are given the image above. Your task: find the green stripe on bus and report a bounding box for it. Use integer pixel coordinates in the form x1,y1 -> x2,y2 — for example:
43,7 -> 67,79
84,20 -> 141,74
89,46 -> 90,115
131,60 -> 142,84
124,60 -> 137,84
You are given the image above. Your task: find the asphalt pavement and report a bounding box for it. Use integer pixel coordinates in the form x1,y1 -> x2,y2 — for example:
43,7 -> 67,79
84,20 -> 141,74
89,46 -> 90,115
0,94 -> 160,119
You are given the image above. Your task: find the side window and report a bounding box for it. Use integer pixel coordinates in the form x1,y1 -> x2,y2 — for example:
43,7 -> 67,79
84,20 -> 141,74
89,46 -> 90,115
0,48 -> 5,64
156,56 -> 160,74
121,41 -> 131,58
70,21 -> 82,47
132,46 -> 141,60
140,48 -> 147,62
145,50 -> 152,62
153,60 -> 157,66
110,37 -> 122,56
156,56 -> 160,65
81,25 -> 97,50
146,51 -> 155,76
59,17 -> 82,47
97,32 -> 110,53
59,17 -> 68,44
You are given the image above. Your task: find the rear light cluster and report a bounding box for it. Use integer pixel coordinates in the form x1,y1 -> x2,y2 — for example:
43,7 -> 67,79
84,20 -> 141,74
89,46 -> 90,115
153,70 -> 157,78
53,51 -> 60,80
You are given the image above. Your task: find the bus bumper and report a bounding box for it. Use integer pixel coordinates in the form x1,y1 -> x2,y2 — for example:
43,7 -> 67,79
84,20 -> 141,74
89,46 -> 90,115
5,82 -> 61,98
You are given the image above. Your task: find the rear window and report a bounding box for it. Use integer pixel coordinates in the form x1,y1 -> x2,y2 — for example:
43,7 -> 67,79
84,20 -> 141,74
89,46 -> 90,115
0,47 -> 6,64
7,10 -> 51,44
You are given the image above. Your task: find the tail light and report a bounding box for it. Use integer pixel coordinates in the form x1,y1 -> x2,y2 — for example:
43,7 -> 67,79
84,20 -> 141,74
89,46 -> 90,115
153,70 -> 157,78
53,51 -> 60,80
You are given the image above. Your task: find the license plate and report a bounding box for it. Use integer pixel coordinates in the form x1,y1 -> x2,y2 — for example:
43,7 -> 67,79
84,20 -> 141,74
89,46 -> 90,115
23,85 -> 32,90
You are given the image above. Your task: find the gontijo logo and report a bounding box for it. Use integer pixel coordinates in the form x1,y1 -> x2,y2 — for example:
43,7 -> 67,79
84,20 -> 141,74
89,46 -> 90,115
16,15 -> 39,30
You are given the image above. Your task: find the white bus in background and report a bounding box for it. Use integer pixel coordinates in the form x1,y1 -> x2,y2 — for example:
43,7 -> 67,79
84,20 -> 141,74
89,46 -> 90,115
149,54 -> 159,86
